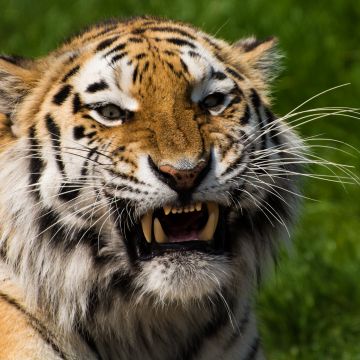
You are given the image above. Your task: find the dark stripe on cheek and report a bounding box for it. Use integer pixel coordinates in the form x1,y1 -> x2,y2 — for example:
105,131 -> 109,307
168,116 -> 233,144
165,37 -> 196,48
111,52 -> 127,64
45,114 -> 65,173
53,84 -> 72,105
212,71 -> 227,80
28,126 -> 44,198
59,183 -> 81,201
86,80 -> 109,93
62,65 -> 80,82
72,93 -> 82,114
264,107 -> 281,146
96,36 -> 119,51
250,89 -> 267,150
133,64 -> 139,83
73,125 -> 86,140
240,105 -> 250,125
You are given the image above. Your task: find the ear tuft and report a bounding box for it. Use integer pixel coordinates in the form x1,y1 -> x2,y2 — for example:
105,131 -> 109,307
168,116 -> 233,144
233,36 -> 283,83
0,55 -> 37,116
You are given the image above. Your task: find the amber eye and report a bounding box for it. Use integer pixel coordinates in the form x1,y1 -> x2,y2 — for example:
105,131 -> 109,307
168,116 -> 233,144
95,104 -> 134,122
200,92 -> 226,110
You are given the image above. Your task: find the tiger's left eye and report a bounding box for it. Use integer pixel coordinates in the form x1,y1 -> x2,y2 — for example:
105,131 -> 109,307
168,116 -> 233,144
200,92 -> 226,110
96,104 -> 124,120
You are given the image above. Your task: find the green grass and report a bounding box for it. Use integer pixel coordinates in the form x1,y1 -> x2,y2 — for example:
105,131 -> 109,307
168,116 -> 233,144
1,0 -> 359,358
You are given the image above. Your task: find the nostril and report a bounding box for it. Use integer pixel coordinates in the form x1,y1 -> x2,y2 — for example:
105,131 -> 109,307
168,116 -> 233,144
148,155 -> 211,192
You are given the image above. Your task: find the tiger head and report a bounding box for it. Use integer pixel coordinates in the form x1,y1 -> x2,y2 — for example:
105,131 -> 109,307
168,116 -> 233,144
0,17 -> 301,331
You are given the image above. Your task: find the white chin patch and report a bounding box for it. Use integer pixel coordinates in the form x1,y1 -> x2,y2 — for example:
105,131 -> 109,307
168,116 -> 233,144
135,254 -> 232,303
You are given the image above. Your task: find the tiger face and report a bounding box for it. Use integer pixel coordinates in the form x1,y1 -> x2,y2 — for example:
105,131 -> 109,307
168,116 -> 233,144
0,17 -> 301,341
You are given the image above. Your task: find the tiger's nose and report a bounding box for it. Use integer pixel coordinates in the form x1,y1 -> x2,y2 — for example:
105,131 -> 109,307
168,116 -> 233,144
149,156 -> 211,192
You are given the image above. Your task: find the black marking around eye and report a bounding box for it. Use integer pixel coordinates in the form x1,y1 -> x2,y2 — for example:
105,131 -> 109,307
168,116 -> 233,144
45,114 -> 65,173
86,80 -> 109,93
226,67 -> 244,81
165,38 -> 196,48
62,65 -> 80,82
212,71 -> 227,80
72,93 -> 82,114
53,85 -> 72,105
96,36 -> 119,52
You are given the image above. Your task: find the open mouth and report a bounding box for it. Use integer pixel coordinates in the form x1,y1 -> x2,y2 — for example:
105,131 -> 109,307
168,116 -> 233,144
129,202 -> 228,259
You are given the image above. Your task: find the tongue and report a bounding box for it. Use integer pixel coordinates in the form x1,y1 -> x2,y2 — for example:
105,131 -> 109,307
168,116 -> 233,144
167,230 -> 201,243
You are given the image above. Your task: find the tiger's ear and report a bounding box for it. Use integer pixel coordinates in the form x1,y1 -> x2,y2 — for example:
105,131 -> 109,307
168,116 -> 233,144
0,55 -> 38,115
233,36 -> 282,83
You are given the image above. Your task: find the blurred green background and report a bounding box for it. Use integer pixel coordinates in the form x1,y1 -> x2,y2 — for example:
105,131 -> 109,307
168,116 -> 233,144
1,0 -> 359,358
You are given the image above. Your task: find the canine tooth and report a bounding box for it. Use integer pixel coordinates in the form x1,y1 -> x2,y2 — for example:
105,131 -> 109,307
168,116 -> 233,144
164,205 -> 171,215
199,202 -> 219,241
141,211 -> 153,243
154,218 -> 168,243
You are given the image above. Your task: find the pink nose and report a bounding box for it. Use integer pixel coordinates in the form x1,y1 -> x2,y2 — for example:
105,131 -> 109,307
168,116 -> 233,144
158,160 -> 209,191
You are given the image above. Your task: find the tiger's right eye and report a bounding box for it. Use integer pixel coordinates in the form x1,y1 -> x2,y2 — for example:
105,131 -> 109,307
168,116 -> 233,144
95,104 -> 133,122
200,92 -> 226,111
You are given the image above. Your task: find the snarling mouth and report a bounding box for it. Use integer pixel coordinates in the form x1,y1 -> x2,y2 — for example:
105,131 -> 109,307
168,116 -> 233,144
129,202 -> 228,259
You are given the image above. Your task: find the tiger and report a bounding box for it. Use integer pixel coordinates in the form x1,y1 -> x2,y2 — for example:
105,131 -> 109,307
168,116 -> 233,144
0,16 -> 303,359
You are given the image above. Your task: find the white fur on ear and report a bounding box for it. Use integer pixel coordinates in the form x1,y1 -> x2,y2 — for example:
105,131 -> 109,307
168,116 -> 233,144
233,36 -> 283,83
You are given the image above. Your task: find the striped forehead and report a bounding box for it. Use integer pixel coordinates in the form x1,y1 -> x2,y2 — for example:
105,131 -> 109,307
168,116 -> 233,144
73,32 -> 235,108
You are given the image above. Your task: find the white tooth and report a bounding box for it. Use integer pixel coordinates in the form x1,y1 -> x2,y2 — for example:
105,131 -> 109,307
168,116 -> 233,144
189,205 -> 195,212
177,207 -> 183,214
141,211 -> 153,243
199,202 -> 219,241
171,208 -> 177,214
184,207 -> 189,213
154,218 -> 168,243
164,205 -> 171,215
195,202 -> 202,211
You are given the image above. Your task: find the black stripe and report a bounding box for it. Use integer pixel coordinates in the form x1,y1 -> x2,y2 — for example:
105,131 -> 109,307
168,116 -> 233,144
250,89 -> 267,150
86,80 -> 109,93
225,304 -> 251,349
0,292 -> 68,359
53,84 -> 72,105
58,182 -> 81,201
148,26 -> 196,40
96,36 -> 119,51
111,52 -> 127,64
77,327 -> 103,360
73,125 -> 85,140
45,114 -> 65,173
240,105 -> 251,125
165,37 -> 196,48
28,126 -> 44,199
175,292 -> 234,360
133,64 -> 139,83
104,43 -> 126,57
226,67 -> 244,81
212,71 -> 227,80
72,93 -> 82,114
62,65 -> 80,82
264,107 -> 281,146
243,337 -> 260,360
127,37 -> 144,43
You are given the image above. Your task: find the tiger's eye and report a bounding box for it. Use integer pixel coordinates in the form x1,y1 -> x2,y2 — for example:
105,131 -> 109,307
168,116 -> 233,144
98,104 -> 122,120
201,92 -> 225,110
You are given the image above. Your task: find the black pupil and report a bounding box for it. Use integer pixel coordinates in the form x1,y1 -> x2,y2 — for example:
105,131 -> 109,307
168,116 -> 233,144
203,92 -> 224,109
